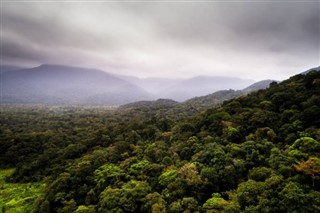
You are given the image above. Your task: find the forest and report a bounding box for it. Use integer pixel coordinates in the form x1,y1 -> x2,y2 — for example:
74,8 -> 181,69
0,70 -> 320,212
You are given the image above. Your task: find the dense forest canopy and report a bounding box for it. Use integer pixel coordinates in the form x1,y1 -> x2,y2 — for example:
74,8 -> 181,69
0,70 -> 320,212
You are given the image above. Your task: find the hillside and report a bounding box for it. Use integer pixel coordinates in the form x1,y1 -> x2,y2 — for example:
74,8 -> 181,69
301,66 -> 320,75
182,89 -> 242,109
0,68 -> 319,212
121,80 -> 276,113
182,79 -> 277,110
2,64 -> 153,105
242,79 -> 277,93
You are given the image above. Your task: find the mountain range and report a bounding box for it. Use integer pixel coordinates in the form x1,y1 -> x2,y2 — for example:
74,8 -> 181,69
157,76 -> 253,101
120,84 -> 274,112
2,64 -> 151,105
116,73 -> 254,101
1,64 -> 301,106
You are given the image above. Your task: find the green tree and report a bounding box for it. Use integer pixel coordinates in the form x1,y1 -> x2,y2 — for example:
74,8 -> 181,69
98,180 -> 151,212
279,182 -> 307,212
94,163 -> 124,191
203,193 -> 228,210
142,192 -> 167,213
288,137 -> 320,161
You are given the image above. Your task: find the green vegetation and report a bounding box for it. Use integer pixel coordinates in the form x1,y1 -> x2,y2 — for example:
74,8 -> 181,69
0,70 -> 320,212
0,169 -> 46,213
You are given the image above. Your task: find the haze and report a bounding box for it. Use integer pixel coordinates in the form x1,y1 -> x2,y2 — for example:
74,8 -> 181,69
1,1 -> 319,81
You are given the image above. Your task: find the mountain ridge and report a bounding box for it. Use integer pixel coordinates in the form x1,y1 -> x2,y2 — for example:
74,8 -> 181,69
158,75 -> 254,101
121,79 -> 277,111
2,64 -> 153,105
2,64 -> 257,105
3,64 -> 316,106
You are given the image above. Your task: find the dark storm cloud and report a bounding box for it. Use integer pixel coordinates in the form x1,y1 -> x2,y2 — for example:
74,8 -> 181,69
1,1 -> 319,80
2,40 -> 46,61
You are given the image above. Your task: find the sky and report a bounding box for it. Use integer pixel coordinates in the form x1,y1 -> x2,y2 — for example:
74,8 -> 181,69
1,0 -> 319,81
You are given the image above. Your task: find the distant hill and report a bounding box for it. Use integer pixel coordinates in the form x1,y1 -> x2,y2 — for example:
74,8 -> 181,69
116,75 -> 182,95
121,79 -> 276,114
242,79 -> 278,93
2,64 -> 153,105
118,74 -> 254,101
1,64 -> 284,106
183,89 -> 243,109
300,66 -> 320,75
159,76 -> 254,101
182,80 -> 277,109
120,90 -> 242,111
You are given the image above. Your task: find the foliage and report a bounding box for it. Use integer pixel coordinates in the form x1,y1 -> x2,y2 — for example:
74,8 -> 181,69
0,169 -> 46,213
295,157 -> 320,187
0,70 -> 320,212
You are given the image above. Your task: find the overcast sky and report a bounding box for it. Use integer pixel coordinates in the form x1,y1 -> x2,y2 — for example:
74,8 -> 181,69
1,1 -> 319,80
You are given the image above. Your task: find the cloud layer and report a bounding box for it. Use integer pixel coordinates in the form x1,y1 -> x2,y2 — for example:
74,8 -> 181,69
2,1 -> 319,80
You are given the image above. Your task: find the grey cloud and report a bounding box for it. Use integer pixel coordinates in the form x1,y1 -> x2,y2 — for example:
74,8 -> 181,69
141,2 -> 319,53
2,36 -> 47,63
1,1 -> 319,80
3,7 -> 117,52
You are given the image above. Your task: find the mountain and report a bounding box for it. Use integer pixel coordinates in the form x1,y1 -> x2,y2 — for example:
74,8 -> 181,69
158,76 -> 254,101
116,75 -> 182,95
1,64 -> 281,106
242,79 -> 278,93
300,66 -> 320,75
120,79 -> 276,113
118,74 -> 254,101
181,79 -> 277,110
183,89 -> 243,109
2,64 -> 153,105
120,90 -> 242,113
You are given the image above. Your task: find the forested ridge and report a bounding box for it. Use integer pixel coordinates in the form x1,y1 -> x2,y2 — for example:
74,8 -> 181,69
1,70 -> 320,212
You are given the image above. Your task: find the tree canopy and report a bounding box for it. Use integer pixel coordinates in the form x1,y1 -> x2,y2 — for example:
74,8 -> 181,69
1,70 -> 320,212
